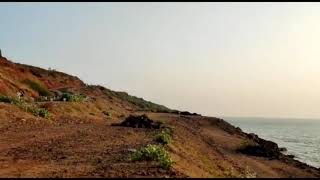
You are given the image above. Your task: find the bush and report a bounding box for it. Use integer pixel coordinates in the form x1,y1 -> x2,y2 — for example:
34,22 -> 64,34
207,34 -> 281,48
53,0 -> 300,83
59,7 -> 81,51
61,93 -> 86,102
0,95 -> 49,118
161,125 -> 174,135
102,88 -> 171,112
0,95 -> 11,103
61,93 -> 72,101
0,95 -> 22,105
21,104 -> 50,119
131,144 -> 174,169
0,95 -> 15,103
70,94 -> 86,102
154,130 -> 172,145
32,108 -> 49,118
22,79 -> 52,97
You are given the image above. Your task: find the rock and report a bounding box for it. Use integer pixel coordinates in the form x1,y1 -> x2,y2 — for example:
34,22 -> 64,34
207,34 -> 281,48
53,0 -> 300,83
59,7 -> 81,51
235,127 -> 242,132
240,133 -> 281,159
171,110 -> 180,114
247,133 -> 259,141
111,114 -> 162,129
127,148 -> 137,153
279,147 -> 287,152
180,111 -> 201,116
192,112 -> 201,116
287,154 -> 295,158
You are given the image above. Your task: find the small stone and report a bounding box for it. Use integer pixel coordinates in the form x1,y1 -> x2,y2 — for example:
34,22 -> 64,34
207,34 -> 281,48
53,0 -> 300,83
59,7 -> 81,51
127,148 -> 137,153
279,147 -> 287,152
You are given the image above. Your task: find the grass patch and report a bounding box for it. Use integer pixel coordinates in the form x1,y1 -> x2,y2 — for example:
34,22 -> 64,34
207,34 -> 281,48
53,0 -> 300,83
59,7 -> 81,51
0,95 -> 19,104
131,144 -> 174,169
22,79 -> 52,96
17,101 -> 50,118
0,95 -> 49,118
100,87 -> 170,112
154,131 -> 171,145
61,93 -> 86,102
161,125 -> 175,135
154,129 -> 173,145
30,107 -> 49,118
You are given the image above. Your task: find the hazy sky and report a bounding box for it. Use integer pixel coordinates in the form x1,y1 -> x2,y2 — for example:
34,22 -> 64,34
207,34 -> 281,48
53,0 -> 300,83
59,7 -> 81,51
1,2 -> 320,119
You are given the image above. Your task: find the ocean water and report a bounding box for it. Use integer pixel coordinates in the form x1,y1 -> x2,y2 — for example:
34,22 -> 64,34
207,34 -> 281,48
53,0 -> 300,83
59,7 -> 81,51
223,117 -> 320,168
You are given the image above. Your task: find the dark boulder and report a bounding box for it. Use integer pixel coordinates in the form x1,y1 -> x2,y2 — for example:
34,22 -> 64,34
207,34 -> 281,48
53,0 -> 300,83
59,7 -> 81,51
247,133 -> 259,141
240,133 -> 281,159
287,154 -> 295,159
180,111 -> 201,116
171,110 -> 180,114
279,147 -> 287,152
180,111 -> 193,115
112,114 -> 162,129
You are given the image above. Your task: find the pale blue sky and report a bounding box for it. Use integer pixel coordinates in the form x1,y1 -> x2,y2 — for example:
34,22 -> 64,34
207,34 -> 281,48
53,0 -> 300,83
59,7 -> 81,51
1,3 -> 320,119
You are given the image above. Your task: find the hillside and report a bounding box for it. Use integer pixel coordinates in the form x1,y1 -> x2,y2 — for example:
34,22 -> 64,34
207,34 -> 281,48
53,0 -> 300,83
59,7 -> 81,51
0,55 -> 319,178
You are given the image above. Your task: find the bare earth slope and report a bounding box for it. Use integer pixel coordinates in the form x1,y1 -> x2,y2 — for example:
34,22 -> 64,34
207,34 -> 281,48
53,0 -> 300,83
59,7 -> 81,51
0,56 -> 319,178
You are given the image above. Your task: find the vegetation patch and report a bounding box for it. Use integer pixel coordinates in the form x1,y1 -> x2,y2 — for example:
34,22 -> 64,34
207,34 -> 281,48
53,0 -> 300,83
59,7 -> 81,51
22,79 -> 52,97
28,107 -> 49,118
161,125 -> 175,136
0,95 -> 49,118
61,93 -> 86,102
154,130 -> 172,145
131,144 -> 174,169
101,87 -> 171,112
154,125 -> 174,145
0,95 -> 19,104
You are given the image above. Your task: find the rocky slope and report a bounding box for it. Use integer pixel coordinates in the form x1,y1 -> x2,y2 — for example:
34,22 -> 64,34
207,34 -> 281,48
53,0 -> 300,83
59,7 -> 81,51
0,55 -> 319,178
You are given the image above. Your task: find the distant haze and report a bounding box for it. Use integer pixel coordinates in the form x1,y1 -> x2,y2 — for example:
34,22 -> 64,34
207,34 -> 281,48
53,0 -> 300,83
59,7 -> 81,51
1,3 -> 320,120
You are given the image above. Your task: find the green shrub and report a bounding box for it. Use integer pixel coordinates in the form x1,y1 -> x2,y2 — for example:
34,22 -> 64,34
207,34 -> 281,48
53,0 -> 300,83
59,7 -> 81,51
102,88 -> 171,112
161,125 -> 175,136
0,95 -> 11,103
21,104 -> 49,119
0,95 -> 15,103
32,108 -> 49,118
61,93 -> 86,102
0,95 -> 22,105
131,144 -> 174,169
61,93 -> 72,101
154,130 -> 172,145
22,79 -> 51,97
70,94 -> 86,102
0,95 -> 49,118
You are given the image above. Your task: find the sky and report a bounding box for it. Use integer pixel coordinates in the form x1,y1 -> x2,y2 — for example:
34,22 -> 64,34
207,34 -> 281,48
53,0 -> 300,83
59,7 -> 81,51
1,2 -> 320,119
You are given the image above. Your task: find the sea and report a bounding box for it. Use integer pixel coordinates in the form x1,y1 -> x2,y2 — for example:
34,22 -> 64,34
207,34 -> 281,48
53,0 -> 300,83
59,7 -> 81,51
222,117 -> 320,168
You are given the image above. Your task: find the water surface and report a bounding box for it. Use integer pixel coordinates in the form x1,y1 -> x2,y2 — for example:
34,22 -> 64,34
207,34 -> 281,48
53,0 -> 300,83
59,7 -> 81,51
223,117 -> 320,168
